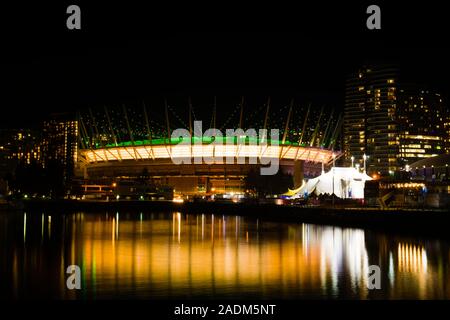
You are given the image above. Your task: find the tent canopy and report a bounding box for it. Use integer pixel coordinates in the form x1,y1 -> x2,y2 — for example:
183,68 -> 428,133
288,167 -> 372,199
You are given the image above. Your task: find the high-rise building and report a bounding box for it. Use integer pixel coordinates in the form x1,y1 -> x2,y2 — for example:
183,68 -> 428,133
344,65 -> 448,176
344,65 -> 399,176
397,87 -> 446,165
41,113 -> 78,180
445,107 -> 450,154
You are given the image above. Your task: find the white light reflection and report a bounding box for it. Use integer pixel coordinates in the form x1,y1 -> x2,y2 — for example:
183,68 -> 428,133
112,216 -> 115,245
222,215 -> 226,239
305,224 -> 369,296
177,212 -> 181,243
23,213 -> 27,243
201,214 -> 205,241
302,224 -> 309,257
344,229 -> 369,290
48,215 -> 52,239
389,252 -> 395,287
139,212 -> 143,237
211,214 -> 214,241
115,212 -> 119,239
41,213 -> 44,243
195,215 -> 199,240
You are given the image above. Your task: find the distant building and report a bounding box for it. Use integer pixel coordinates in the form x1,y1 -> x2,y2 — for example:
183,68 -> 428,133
397,87 -> 446,165
445,107 -> 450,153
41,113 -> 78,181
0,128 -> 41,177
344,65 -> 448,176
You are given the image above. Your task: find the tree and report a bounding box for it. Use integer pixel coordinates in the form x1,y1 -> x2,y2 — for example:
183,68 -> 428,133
245,168 -> 293,197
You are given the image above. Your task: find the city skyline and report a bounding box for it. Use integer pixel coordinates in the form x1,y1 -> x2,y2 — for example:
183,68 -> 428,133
1,60 -> 449,182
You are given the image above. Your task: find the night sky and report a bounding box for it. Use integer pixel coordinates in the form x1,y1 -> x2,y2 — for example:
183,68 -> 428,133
1,2 -> 449,128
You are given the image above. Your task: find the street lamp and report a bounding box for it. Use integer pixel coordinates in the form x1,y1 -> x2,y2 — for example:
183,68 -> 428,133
363,154 -> 368,174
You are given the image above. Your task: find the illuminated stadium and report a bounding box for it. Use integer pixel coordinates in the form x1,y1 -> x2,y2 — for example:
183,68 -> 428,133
75,98 -> 342,196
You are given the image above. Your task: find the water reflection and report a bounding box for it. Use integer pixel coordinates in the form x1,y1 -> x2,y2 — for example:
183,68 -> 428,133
1,211 -> 450,299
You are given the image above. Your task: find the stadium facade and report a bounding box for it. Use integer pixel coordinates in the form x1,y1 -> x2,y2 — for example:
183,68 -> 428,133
74,98 -> 341,197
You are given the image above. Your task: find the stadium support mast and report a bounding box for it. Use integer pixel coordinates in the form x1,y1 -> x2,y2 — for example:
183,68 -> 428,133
239,96 -> 244,129
310,105 -> 324,147
164,99 -> 172,157
88,108 -> 100,147
212,96 -> 217,129
122,105 -> 135,146
123,104 -> 141,160
76,112 -> 87,150
320,110 -> 334,148
143,102 -> 152,142
104,106 -> 118,147
298,104 -> 310,146
143,102 -> 155,159
188,97 -> 194,156
329,114 -> 343,151
282,99 -> 294,145
165,99 -> 171,140
188,97 -> 193,136
79,114 -> 98,162
263,97 -> 271,131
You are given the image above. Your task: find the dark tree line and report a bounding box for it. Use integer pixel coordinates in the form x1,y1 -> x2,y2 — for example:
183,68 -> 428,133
6,160 -> 66,198
245,168 -> 293,197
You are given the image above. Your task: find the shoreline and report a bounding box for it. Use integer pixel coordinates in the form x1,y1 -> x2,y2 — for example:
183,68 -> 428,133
5,199 -> 449,239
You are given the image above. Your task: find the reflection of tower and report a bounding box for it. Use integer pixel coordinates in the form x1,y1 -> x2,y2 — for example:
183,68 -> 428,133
363,232 -> 392,299
397,243 -> 427,273
304,224 -> 370,298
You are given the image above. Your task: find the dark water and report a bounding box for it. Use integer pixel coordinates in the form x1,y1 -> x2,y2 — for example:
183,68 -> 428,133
1,210 -> 450,299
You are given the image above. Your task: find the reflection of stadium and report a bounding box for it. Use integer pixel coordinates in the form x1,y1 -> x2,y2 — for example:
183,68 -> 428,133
56,214 -> 443,299
75,100 -> 342,196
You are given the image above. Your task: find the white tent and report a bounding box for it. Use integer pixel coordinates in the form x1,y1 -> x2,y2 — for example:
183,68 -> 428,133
289,167 -> 372,199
